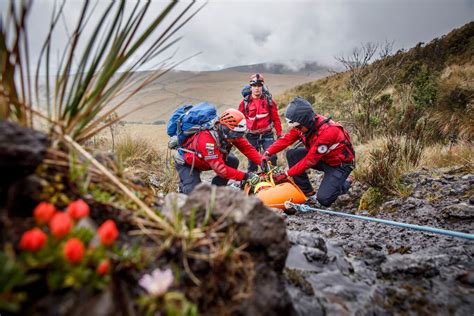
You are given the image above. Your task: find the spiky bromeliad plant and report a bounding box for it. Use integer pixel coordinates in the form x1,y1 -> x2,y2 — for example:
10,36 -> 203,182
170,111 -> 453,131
0,0 -> 205,226
1,1 -> 256,314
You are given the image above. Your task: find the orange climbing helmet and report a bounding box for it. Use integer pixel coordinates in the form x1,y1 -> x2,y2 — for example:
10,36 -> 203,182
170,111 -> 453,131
220,108 -> 247,132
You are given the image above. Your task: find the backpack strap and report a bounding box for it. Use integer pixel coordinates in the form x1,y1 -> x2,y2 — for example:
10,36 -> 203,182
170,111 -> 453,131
312,116 -> 332,136
243,96 -> 250,115
264,89 -> 273,111
302,116 -> 331,148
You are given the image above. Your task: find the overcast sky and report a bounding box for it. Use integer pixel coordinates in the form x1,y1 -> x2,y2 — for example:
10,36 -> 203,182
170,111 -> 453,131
2,0 -> 473,71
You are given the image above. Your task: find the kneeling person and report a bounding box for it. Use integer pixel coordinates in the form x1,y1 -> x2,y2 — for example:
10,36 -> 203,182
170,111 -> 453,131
262,97 -> 355,207
175,109 -> 261,194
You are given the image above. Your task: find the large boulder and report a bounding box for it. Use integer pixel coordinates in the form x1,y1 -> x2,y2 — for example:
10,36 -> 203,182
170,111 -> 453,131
0,120 -> 48,187
0,120 -> 48,213
180,183 -> 294,316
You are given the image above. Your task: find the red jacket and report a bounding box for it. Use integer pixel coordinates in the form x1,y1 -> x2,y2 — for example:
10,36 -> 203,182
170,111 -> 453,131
238,96 -> 282,137
266,115 -> 355,177
182,130 -> 262,181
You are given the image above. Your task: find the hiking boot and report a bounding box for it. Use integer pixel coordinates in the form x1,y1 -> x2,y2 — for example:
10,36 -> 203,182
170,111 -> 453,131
283,207 -> 297,215
304,193 -> 320,207
347,175 -> 355,185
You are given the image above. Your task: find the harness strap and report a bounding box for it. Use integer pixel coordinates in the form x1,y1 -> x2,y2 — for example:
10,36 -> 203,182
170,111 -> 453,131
247,125 -> 273,134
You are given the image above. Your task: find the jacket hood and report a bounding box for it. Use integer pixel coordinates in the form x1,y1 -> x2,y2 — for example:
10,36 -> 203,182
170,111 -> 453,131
284,96 -> 315,129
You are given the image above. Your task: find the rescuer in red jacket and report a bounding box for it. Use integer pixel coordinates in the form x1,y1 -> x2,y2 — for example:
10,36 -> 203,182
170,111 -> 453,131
175,108 -> 261,194
238,73 -> 282,172
262,97 -> 355,207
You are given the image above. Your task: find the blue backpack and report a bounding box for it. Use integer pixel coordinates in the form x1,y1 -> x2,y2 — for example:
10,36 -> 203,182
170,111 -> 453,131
167,102 -> 219,147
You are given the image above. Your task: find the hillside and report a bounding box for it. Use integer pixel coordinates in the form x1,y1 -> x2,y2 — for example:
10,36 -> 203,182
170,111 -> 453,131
115,64 -> 329,123
275,21 -> 474,143
225,62 -> 332,76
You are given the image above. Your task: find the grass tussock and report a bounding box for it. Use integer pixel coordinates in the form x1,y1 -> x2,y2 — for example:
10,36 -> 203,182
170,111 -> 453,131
420,141 -> 473,170
116,135 -> 158,166
354,135 -> 424,195
115,135 -> 178,193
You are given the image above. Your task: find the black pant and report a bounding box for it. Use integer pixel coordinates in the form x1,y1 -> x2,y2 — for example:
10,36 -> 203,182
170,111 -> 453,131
286,148 -> 353,207
175,153 -> 240,194
246,131 -> 277,172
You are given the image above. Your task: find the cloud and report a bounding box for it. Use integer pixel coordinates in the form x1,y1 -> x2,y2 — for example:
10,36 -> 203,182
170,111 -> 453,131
173,0 -> 473,70
2,0 -> 472,72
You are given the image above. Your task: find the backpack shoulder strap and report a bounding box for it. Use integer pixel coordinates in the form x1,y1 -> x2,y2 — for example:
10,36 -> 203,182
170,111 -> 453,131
312,116 -> 332,136
243,96 -> 250,114
265,92 -> 273,111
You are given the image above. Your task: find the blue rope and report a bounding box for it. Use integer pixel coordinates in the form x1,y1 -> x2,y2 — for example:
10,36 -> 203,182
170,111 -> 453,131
292,204 -> 474,241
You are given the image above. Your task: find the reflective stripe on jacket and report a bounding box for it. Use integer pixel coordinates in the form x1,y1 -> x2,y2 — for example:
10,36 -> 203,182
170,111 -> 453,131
238,96 -> 282,137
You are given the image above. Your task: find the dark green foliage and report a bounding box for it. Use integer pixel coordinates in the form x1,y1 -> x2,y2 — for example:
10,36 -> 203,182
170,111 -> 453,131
412,67 -> 438,109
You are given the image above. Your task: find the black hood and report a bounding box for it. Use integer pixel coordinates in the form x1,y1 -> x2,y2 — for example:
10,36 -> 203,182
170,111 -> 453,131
284,96 -> 315,129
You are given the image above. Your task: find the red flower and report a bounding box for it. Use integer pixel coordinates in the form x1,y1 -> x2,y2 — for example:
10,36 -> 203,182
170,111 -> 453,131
33,202 -> 56,224
97,220 -> 119,246
96,260 -> 110,275
63,238 -> 85,264
19,228 -> 47,252
49,212 -> 73,239
66,199 -> 90,220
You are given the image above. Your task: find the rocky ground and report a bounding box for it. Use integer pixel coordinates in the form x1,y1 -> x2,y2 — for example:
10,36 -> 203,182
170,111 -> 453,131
283,167 -> 474,315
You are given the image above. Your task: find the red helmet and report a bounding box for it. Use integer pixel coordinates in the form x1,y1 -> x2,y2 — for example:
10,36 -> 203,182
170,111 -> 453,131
220,109 -> 247,132
249,73 -> 264,86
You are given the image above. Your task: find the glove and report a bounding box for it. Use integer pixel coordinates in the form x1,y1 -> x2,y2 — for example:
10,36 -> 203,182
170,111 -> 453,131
261,151 -> 271,172
272,172 -> 288,184
168,136 -> 178,149
245,172 -> 260,186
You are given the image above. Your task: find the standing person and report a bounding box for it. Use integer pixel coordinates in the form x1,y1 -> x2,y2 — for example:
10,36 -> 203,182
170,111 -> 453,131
175,108 -> 261,194
239,73 -> 282,172
261,97 -> 355,207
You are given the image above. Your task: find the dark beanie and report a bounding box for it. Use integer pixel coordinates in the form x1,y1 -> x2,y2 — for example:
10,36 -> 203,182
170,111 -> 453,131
284,96 -> 315,128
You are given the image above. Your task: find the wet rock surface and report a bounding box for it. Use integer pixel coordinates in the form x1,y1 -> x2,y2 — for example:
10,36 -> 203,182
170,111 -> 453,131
284,168 -> 474,315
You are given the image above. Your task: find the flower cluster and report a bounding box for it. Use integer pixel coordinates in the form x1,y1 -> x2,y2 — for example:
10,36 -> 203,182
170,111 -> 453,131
19,200 -> 118,272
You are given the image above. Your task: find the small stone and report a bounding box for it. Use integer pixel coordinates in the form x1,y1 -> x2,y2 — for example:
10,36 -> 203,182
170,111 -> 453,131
303,247 -> 327,262
383,199 -> 401,209
381,254 -> 439,278
162,192 -> 188,220
458,271 -> 474,286
440,203 -> 474,220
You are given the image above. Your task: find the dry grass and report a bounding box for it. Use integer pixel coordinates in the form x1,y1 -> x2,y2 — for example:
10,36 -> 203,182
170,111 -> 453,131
419,141 -> 473,170
439,64 -> 474,86
118,70 -> 322,123
94,133 -> 177,194
353,135 -> 425,194
353,137 -> 405,194
116,135 -> 158,166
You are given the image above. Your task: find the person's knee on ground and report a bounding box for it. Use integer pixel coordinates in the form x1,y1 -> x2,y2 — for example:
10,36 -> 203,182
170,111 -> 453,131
316,193 -> 336,207
175,157 -> 201,194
